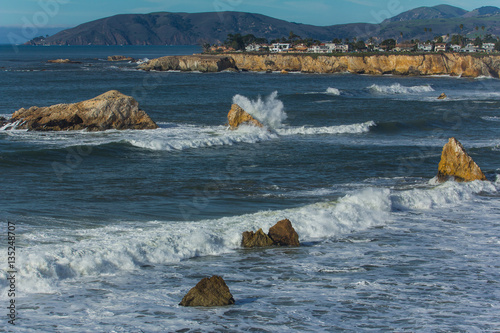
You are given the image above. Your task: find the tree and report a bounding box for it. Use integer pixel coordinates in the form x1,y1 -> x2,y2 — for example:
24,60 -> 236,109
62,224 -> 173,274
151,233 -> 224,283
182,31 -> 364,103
434,36 -> 444,43
459,24 -> 464,34
474,36 -> 483,48
495,40 -> 500,51
332,38 -> 342,44
482,26 -> 485,32
381,38 -> 396,50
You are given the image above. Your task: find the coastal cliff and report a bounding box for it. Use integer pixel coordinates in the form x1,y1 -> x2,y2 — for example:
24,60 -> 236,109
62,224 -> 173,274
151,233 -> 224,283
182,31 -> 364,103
140,53 -> 500,77
230,53 -> 500,77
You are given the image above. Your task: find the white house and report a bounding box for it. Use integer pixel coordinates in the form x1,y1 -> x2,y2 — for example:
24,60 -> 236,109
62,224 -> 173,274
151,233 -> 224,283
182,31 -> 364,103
418,43 -> 434,52
483,43 -> 496,52
307,45 -> 329,53
462,43 -> 478,53
434,43 -> 449,52
271,43 -> 291,53
245,44 -> 262,52
450,44 -> 462,52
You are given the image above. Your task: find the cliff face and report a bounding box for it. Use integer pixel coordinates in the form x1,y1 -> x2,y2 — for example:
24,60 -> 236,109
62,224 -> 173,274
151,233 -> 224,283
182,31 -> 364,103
138,55 -> 237,72
230,53 -> 500,77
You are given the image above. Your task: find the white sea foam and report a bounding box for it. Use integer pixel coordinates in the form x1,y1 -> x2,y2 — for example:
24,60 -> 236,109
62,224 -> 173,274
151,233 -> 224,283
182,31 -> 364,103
368,83 -> 435,94
232,91 -> 287,129
482,116 -> 500,122
276,121 -> 376,135
326,87 -> 341,95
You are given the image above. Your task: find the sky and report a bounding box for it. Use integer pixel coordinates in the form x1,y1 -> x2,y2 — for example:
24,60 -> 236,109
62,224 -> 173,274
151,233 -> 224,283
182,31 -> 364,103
1,0 -> 499,29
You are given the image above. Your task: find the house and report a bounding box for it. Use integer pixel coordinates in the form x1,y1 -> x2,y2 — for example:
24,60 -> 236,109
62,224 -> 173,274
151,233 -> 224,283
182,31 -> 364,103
434,43 -> 449,52
334,44 -> 350,53
450,44 -> 462,52
418,43 -> 434,52
483,43 -> 496,52
271,43 -> 291,53
291,44 -> 308,52
462,43 -> 478,53
307,44 -> 330,53
245,44 -> 262,52
394,43 -> 416,52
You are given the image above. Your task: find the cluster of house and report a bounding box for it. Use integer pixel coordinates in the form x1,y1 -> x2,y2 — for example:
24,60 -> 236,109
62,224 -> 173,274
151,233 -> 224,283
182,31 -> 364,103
209,41 -> 497,54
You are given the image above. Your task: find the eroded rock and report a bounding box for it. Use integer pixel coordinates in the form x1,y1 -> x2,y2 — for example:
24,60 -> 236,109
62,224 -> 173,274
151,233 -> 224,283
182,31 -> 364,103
10,90 -> 158,131
227,104 -> 264,130
179,276 -> 235,307
241,228 -> 274,248
437,137 -> 487,182
268,219 -> 300,246
438,93 -> 447,99
108,55 -> 135,62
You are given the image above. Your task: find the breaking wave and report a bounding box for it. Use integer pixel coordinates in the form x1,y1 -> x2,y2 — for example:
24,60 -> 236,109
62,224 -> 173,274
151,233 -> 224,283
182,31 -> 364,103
232,91 -> 287,129
368,83 -> 435,94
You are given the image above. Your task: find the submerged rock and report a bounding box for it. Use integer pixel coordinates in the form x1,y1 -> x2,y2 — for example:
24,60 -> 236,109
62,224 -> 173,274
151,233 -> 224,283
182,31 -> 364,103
242,219 -> 300,248
108,55 -> 135,62
438,93 -> 447,100
179,276 -> 235,307
268,219 -> 300,246
227,104 -> 264,130
10,90 -> 158,131
47,59 -> 82,64
437,137 -> 487,182
241,228 -> 274,248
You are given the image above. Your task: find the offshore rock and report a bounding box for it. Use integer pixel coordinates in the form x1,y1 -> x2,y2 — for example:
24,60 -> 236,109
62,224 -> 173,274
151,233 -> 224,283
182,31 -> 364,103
437,137 -> 487,182
47,59 -> 82,64
108,55 -> 135,61
10,90 -> 158,131
138,55 -> 237,72
268,219 -> 300,246
241,228 -> 274,248
437,93 -> 447,100
227,104 -> 264,130
179,276 -> 235,307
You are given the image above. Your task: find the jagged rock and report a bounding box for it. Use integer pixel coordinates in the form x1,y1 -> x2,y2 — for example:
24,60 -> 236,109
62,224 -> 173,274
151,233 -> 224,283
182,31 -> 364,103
179,276 -> 235,307
438,93 -> 447,99
108,55 -> 135,62
437,137 -> 487,182
10,90 -> 158,131
241,228 -> 274,248
47,59 -> 82,64
268,219 -> 300,246
139,55 -> 237,72
0,117 -> 7,127
227,104 -> 264,130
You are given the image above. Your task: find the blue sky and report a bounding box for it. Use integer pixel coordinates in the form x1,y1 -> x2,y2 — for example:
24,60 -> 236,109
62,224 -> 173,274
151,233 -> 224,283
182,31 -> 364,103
1,0 -> 499,28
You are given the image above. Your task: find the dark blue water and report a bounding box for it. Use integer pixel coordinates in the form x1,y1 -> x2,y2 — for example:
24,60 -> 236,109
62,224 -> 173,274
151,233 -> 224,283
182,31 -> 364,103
1,46 -> 500,332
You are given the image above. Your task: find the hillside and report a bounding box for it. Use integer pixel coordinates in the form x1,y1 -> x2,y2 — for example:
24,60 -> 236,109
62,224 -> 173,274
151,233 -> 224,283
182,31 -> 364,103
25,6 -> 500,46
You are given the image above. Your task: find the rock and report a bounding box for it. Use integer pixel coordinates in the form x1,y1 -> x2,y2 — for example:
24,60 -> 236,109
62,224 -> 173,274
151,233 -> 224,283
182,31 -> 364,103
438,93 -> 447,100
241,228 -> 274,248
268,219 -> 300,246
108,55 -> 135,62
179,276 -> 235,307
138,55 -> 237,72
10,90 -> 158,131
227,104 -> 264,130
0,117 -> 7,128
47,59 -> 82,64
281,70 -> 289,74
437,137 -> 487,182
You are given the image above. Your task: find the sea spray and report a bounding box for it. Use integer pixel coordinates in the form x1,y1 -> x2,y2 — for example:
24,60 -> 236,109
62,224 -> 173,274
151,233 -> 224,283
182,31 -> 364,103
368,83 -> 435,94
232,91 -> 287,129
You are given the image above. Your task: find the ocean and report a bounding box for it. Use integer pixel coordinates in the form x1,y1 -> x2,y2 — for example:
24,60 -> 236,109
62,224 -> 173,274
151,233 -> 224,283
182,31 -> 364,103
1,45 -> 500,332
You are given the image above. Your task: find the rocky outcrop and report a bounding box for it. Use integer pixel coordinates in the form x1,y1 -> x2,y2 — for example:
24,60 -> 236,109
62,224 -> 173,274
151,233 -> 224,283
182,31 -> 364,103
229,53 -> 500,77
9,90 -> 158,131
268,219 -> 300,246
437,137 -> 487,182
108,55 -> 135,62
138,55 -> 237,72
179,276 -> 235,307
241,229 -> 274,248
227,104 -> 264,130
438,93 -> 447,99
47,59 -> 82,64
242,219 -> 300,248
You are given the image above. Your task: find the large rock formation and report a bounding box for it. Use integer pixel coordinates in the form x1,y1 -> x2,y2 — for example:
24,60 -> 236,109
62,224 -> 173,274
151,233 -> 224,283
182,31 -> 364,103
227,104 -> 264,130
108,55 -> 135,62
138,55 -> 237,72
179,276 -> 235,307
229,53 -> 500,77
268,219 -> 300,246
242,219 -> 300,248
47,59 -> 82,64
9,90 -> 158,131
437,137 -> 487,182
241,229 -> 274,248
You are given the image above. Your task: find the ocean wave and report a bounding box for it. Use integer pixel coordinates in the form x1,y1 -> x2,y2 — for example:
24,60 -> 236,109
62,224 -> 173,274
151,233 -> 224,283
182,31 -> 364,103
482,116 -> 500,122
368,83 -> 435,94
232,91 -> 287,129
4,180 -> 498,295
276,121 -> 376,135
326,87 -> 341,95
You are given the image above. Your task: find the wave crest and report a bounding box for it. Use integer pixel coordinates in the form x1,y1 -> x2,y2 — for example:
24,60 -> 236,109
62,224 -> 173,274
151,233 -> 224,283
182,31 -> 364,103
368,83 -> 435,94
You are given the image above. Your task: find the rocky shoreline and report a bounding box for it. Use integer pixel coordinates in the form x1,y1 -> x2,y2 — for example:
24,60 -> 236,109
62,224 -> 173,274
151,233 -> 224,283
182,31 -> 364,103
139,53 -> 500,77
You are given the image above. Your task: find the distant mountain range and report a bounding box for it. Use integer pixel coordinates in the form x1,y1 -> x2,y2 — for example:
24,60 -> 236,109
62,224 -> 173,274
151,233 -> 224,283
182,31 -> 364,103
26,5 -> 500,46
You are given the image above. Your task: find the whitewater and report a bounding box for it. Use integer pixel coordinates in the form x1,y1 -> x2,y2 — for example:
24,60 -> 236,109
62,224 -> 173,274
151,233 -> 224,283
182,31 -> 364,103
1,45 -> 500,332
